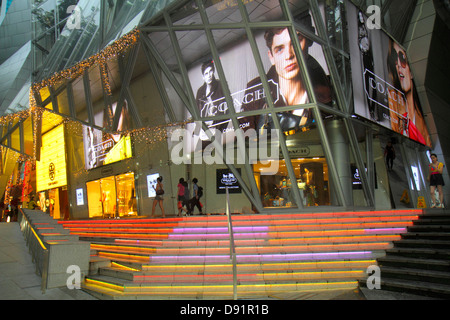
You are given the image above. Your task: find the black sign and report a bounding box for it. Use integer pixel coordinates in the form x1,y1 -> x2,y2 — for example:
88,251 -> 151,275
216,168 -> 242,194
351,164 -> 377,189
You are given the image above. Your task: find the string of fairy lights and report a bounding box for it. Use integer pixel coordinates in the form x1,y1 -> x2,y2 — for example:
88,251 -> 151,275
0,27 -> 193,180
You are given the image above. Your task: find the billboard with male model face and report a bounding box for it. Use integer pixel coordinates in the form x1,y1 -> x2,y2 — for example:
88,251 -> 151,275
186,10 -> 332,139
346,1 -> 431,147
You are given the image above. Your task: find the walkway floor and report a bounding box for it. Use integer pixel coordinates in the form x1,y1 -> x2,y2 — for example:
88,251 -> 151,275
0,222 -> 438,301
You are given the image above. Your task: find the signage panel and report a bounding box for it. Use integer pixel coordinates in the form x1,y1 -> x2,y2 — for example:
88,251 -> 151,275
346,1 -> 431,147
36,124 -> 67,192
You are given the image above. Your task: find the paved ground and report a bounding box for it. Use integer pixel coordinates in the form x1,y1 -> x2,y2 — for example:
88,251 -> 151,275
0,222 -> 439,301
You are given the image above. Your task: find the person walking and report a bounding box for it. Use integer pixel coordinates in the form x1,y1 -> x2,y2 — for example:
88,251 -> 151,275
188,178 -> 203,215
151,176 -> 165,217
177,178 -> 187,216
384,141 -> 395,171
428,153 -> 445,208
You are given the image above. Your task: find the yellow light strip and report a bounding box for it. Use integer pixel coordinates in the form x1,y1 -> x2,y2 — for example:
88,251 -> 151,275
111,262 -> 141,272
20,211 -> 47,250
85,278 -> 123,292
124,281 -> 358,292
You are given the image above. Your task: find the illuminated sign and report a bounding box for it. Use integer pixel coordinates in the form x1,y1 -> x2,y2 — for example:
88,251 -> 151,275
216,168 -> 241,194
147,173 -> 160,198
83,100 -> 133,169
36,124 -> 67,192
347,1 -> 431,147
103,135 -> 132,165
76,188 -> 84,206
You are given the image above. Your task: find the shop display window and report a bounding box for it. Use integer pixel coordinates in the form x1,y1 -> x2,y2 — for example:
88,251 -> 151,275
254,156 -> 329,208
86,172 -> 137,219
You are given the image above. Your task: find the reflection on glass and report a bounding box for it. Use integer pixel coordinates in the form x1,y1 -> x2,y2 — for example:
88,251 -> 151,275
245,0 -> 284,22
87,173 -> 137,218
87,180 -> 102,218
116,173 -> 137,217
254,156 -> 330,208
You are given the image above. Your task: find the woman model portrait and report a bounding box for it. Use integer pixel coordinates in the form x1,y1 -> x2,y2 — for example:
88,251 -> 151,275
387,39 -> 430,147
428,153 -> 445,208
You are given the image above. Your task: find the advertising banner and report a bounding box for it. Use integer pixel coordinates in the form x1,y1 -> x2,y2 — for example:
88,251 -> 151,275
184,10 -> 332,138
36,124 -> 67,192
83,100 -> 133,170
346,1 -> 431,147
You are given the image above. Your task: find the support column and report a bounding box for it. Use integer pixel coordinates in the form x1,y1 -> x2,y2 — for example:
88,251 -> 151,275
326,119 -> 353,206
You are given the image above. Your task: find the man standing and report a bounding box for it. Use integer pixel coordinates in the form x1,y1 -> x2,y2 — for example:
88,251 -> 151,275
196,60 -> 225,118
187,178 -> 203,215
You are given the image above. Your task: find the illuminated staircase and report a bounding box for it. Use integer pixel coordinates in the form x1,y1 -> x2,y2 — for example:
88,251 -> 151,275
59,209 -> 423,300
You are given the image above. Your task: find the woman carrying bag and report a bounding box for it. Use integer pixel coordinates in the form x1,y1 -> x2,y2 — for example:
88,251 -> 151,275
151,176 -> 165,217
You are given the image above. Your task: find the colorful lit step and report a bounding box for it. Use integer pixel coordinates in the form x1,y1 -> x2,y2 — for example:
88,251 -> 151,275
84,276 -> 359,298
75,209 -> 424,299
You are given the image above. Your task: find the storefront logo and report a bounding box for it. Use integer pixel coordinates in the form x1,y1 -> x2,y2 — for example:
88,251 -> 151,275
221,173 -> 237,185
363,68 -> 406,120
49,163 -> 55,181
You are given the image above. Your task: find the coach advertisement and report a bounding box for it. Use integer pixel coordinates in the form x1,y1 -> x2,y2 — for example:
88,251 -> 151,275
346,1 -> 431,147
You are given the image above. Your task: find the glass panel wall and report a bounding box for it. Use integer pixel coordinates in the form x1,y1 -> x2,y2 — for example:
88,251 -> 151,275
86,172 -> 137,219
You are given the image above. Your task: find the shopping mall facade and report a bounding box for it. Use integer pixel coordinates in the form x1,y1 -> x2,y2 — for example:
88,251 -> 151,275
0,0 -> 449,220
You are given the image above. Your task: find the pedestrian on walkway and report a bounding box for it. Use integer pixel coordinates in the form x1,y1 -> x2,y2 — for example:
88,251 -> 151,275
384,141 -> 395,171
188,178 -> 203,215
151,176 -> 165,217
428,153 -> 445,208
177,178 -> 187,216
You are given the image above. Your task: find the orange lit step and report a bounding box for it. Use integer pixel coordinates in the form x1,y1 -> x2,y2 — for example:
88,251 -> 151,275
60,213 -> 420,228
63,220 -> 414,235
60,214 -> 419,229
60,209 -> 423,228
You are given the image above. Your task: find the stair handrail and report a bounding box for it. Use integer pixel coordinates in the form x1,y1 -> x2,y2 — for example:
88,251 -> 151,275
225,186 -> 238,300
18,209 -> 49,293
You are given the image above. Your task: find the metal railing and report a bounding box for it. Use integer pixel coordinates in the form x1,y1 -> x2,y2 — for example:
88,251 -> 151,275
18,209 -> 49,293
225,186 -> 238,300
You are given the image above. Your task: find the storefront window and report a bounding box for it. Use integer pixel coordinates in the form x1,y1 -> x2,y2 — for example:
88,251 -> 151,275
116,173 -> 137,217
254,156 -> 330,208
86,172 -> 137,218
252,108 -> 331,208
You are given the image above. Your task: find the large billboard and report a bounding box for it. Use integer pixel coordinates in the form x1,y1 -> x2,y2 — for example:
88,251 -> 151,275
36,124 -> 67,192
347,2 -> 431,147
83,100 -> 133,170
185,10 -> 333,137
